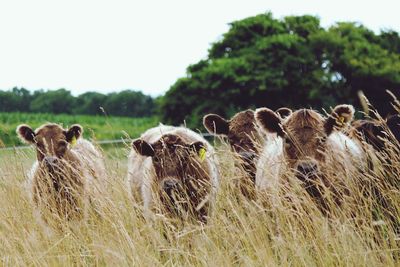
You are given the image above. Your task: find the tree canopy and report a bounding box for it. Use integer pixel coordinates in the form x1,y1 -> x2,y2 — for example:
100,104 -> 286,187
0,88 -> 156,117
160,13 -> 400,127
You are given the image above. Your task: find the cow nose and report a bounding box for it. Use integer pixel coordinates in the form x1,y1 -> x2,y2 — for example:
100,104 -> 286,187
162,179 -> 179,191
296,161 -> 318,177
44,156 -> 58,167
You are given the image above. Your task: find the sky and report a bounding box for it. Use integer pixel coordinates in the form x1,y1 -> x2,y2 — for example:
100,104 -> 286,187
0,0 -> 399,97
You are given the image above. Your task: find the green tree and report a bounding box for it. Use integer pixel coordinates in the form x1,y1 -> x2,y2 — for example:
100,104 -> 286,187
103,90 -> 155,117
30,89 -> 76,114
160,13 -> 400,127
75,92 -> 107,115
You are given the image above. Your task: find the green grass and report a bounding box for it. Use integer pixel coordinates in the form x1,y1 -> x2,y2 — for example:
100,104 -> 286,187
0,112 -> 159,147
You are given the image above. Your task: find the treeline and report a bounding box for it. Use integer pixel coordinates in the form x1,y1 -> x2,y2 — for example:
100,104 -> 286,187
0,88 -> 156,117
160,13 -> 400,127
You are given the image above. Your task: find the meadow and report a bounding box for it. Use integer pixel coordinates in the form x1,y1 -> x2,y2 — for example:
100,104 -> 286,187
0,110 -> 399,266
0,112 -> 159,147
0,136 -> 399,266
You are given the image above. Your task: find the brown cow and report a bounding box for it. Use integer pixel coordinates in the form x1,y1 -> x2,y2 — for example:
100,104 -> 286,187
17,123 -> 105,227
350,115 -> 400,152
203,109 -> 292,197
349,116 -> 400,229
127,125 -> 219,223
255,105 -> 365,211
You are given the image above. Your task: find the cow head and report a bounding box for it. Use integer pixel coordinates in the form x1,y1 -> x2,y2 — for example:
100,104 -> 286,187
255,105 -> 354,178
203,110 -> 259,159
17,123 -> 83,171
132,134 -> 210,220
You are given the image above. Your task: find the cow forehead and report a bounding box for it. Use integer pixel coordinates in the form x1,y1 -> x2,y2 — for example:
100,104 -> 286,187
156,134 -> 186,147
152,135 -> 190,154
35,125 -> 65,140
285,109 -> 324,130
229,110 -> 256,134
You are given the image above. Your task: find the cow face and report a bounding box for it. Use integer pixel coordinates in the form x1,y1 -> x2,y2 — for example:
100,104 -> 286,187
203,110 -> 259,159
17,124 -> 83,170
256,105 -> 354,178
132,134 -> 210,219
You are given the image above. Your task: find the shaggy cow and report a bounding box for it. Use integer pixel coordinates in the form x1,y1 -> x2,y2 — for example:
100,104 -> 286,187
350,115 -> 400,152
17,123 -> 105,226
255,105 -> 364,211
203,109 -> 291,197
127,125 -> 219,223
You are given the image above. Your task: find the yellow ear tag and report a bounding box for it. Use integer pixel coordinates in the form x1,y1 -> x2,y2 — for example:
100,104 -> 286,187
338,116 -> 345,126
71,136 -> 77,147
198,147 -> 206,161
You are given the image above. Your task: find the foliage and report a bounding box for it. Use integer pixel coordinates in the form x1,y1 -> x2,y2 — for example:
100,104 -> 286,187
160,13 -> 400,127
0,88 -> 156,117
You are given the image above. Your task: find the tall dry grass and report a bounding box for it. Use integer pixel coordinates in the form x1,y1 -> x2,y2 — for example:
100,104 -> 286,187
0,128 -> 399,266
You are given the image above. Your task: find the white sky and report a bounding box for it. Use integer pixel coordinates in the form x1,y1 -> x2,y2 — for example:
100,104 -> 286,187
0,0 -> 399,96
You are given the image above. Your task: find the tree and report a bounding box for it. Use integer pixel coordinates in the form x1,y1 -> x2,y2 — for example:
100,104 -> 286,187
30,89 -> 77,114
160,13 -> 400,128
103,90 -> 155,117
0,88 -> 156,117
75,92 -> 107,115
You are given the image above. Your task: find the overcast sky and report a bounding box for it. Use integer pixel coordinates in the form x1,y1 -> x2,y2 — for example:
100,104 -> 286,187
0,0 -> 399,96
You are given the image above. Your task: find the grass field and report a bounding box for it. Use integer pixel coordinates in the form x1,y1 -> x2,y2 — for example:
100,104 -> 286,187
0,112 -> 159,147
0,136 -> 399,266
0,111 -> 399,266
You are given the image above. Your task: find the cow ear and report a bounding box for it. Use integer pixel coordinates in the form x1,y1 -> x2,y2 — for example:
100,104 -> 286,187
190,141 -> 207,160
132,139 -> 155,157
66,124 -> 83,143
190,141 -> 205,153
203,114 -> 229,135
255,108 -> 284,137
16,124 -> 36,144
276,107 -> 292,119
324,104 -> 355,135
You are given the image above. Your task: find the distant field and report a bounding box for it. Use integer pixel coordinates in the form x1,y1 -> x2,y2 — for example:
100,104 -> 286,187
0,112 -> 159,147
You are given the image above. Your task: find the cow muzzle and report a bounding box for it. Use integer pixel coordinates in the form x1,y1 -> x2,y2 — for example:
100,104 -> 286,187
296,160 -> 319,180
44,156 -> 60,171
161,178 -> 181,198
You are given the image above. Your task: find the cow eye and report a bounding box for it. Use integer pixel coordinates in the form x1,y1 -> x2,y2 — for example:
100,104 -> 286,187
285,138 -> 294,148
58,141 -> 67,146
318,136 -> 327,144
36,143 -> 45,151
153,156 -> 161,164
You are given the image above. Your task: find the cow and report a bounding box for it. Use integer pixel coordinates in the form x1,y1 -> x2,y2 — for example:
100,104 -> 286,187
203,109 -> 291,198
16,123 -> 105,227
349,115 -> 400,229
127,125 -> 219,223
254,105 -> 365,212
350,114 -> 400,152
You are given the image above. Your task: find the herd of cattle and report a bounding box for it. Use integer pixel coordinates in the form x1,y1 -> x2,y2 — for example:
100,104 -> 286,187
15,104 -> 400,227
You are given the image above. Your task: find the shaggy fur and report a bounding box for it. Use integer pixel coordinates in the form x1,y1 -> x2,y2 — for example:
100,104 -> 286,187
203,110 -> 265,196
350,116 -> 400,152
127,125 -> 219,222
255,105 -> 364,211
16,123 -> 105,227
